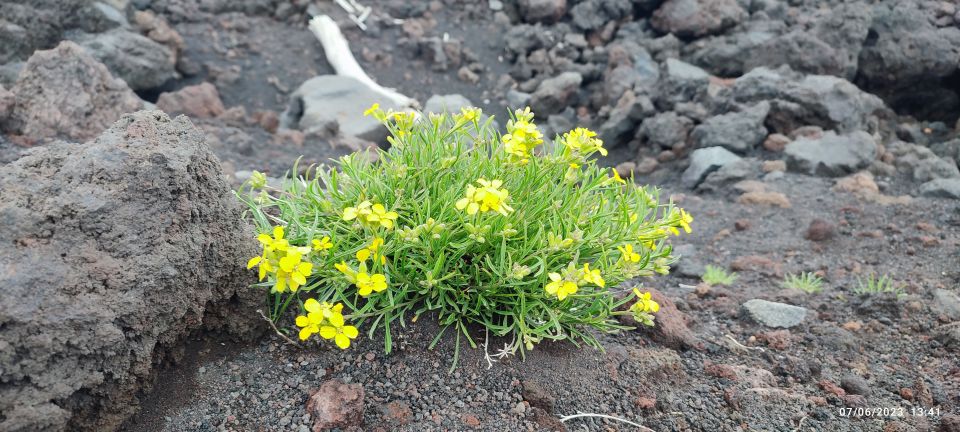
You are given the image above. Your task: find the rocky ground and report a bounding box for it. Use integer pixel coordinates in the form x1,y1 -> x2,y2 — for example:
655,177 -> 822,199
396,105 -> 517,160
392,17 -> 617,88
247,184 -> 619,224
2,0 -> 960,431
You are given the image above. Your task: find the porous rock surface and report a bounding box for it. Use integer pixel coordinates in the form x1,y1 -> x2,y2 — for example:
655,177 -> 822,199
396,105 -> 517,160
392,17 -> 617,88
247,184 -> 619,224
4,40 -> 143,142
0,110 -> 261,432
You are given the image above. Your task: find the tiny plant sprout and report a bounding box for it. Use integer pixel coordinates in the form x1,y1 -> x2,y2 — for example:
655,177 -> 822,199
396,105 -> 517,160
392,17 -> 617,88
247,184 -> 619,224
701,265 -> 737,286
854,273 -> 905,298
782,272 -> 824,294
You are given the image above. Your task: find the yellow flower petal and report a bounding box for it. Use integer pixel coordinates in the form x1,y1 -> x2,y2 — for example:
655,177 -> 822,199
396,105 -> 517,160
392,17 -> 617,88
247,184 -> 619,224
335,334 -> 351,349
295,315 -> 310,327
246,256 -> 262,269
319,326 -> 336,339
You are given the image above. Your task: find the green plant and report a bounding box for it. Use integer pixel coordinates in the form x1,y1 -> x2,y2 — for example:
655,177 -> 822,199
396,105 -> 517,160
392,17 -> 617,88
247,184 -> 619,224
782,272 -> 824,293
854,274 -> 905,298
239,105 -> 692,361
701,265 -> 737,286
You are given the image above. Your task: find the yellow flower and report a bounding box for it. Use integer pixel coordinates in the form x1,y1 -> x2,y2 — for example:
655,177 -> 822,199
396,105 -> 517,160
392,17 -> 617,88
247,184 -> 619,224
319,313 -> 359,349
618,244 -> 641,263
249,170 -> 267,189
342,200 -> 369,221
678,209 -> 693,234
343,200 -> 399,229
295,310 -> 323,341
579,263 -> 605,287
363,103 -> 380,117
545,272 -> 578,300
458,107 -> 481,123
632,288 -> 660,313
367,204 -> 399,229
629,288 -> 660,326
305,298 -> 343,320
356,237 -> 387,265
356,272 -> 387,296
611,169 -> 626,184
547,232 -> 574,250
274,250 -> 313,293
455,178 -> 514,216
502,107 -> 542,162
562,127 -> 607,157
335,260 -> 357,283
257,225 -> 289,253
246,254 -> 274,281
312,236 -> 333,252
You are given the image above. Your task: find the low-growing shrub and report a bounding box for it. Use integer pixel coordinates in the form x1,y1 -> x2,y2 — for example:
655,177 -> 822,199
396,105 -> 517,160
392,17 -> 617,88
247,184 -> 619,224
239,106 -> 691,358
701,265 -> 737,286
782,272 -> 824,293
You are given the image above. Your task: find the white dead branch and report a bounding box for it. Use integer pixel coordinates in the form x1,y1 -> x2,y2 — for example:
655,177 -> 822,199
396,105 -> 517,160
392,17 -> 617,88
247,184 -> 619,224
308,15 -> 418,109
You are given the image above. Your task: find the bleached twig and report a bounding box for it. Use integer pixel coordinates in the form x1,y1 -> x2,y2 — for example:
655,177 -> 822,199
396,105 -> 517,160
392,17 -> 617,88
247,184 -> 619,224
559,413 -> 654,431
724,334 -> 765,352
257,309 -> 300,347
483,329 -> 516,369
308,15 -> 418,108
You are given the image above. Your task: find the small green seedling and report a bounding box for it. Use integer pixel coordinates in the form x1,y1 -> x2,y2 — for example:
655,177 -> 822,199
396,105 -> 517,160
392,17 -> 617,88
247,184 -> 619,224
782,272 -> 824,293
854,274 -> 905,298
701,265 -> 737,286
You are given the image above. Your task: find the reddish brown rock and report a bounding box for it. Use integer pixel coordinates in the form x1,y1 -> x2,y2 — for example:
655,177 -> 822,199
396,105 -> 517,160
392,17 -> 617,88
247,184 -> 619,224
253,110 -> 280,133
805,219 -> 835,241
635,156 -> 660,174
7,41 -> 142,141
156,83 -> 225,119
133,10 -> 184,62
818,379 -> 846,397
757,329 -> 792,349
636,288 -> 703,350
636,396 -> 657,409
306,379 -> 365,431
381,401 -> 411,425
762,159 -> 787,172
737,191 -> 792,208
462,413 -> 481,428
731,255 -> 783,276
763,133 -> 790,152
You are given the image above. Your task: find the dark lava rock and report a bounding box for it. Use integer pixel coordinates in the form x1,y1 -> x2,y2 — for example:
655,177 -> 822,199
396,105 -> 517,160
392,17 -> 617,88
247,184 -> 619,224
732,66 -> 888,135
530,71 -> 582,116
521,380 -> 556,413
857,1 -> 960,120
744,2 -> 871,81
940,414 -> 960,432
784,131 -> 877,177
70,28 -> 178,91
920,179 -> 960,199
691,102 -> 769,153
569,0 -> 633,31
658,58 -> 710,109
518,0 -> 567,24
682,146 -> 741,189
840,374 -> 872,396
638,111 -> 694,149
0,111 -> 261,432
4,41 -> 143,142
